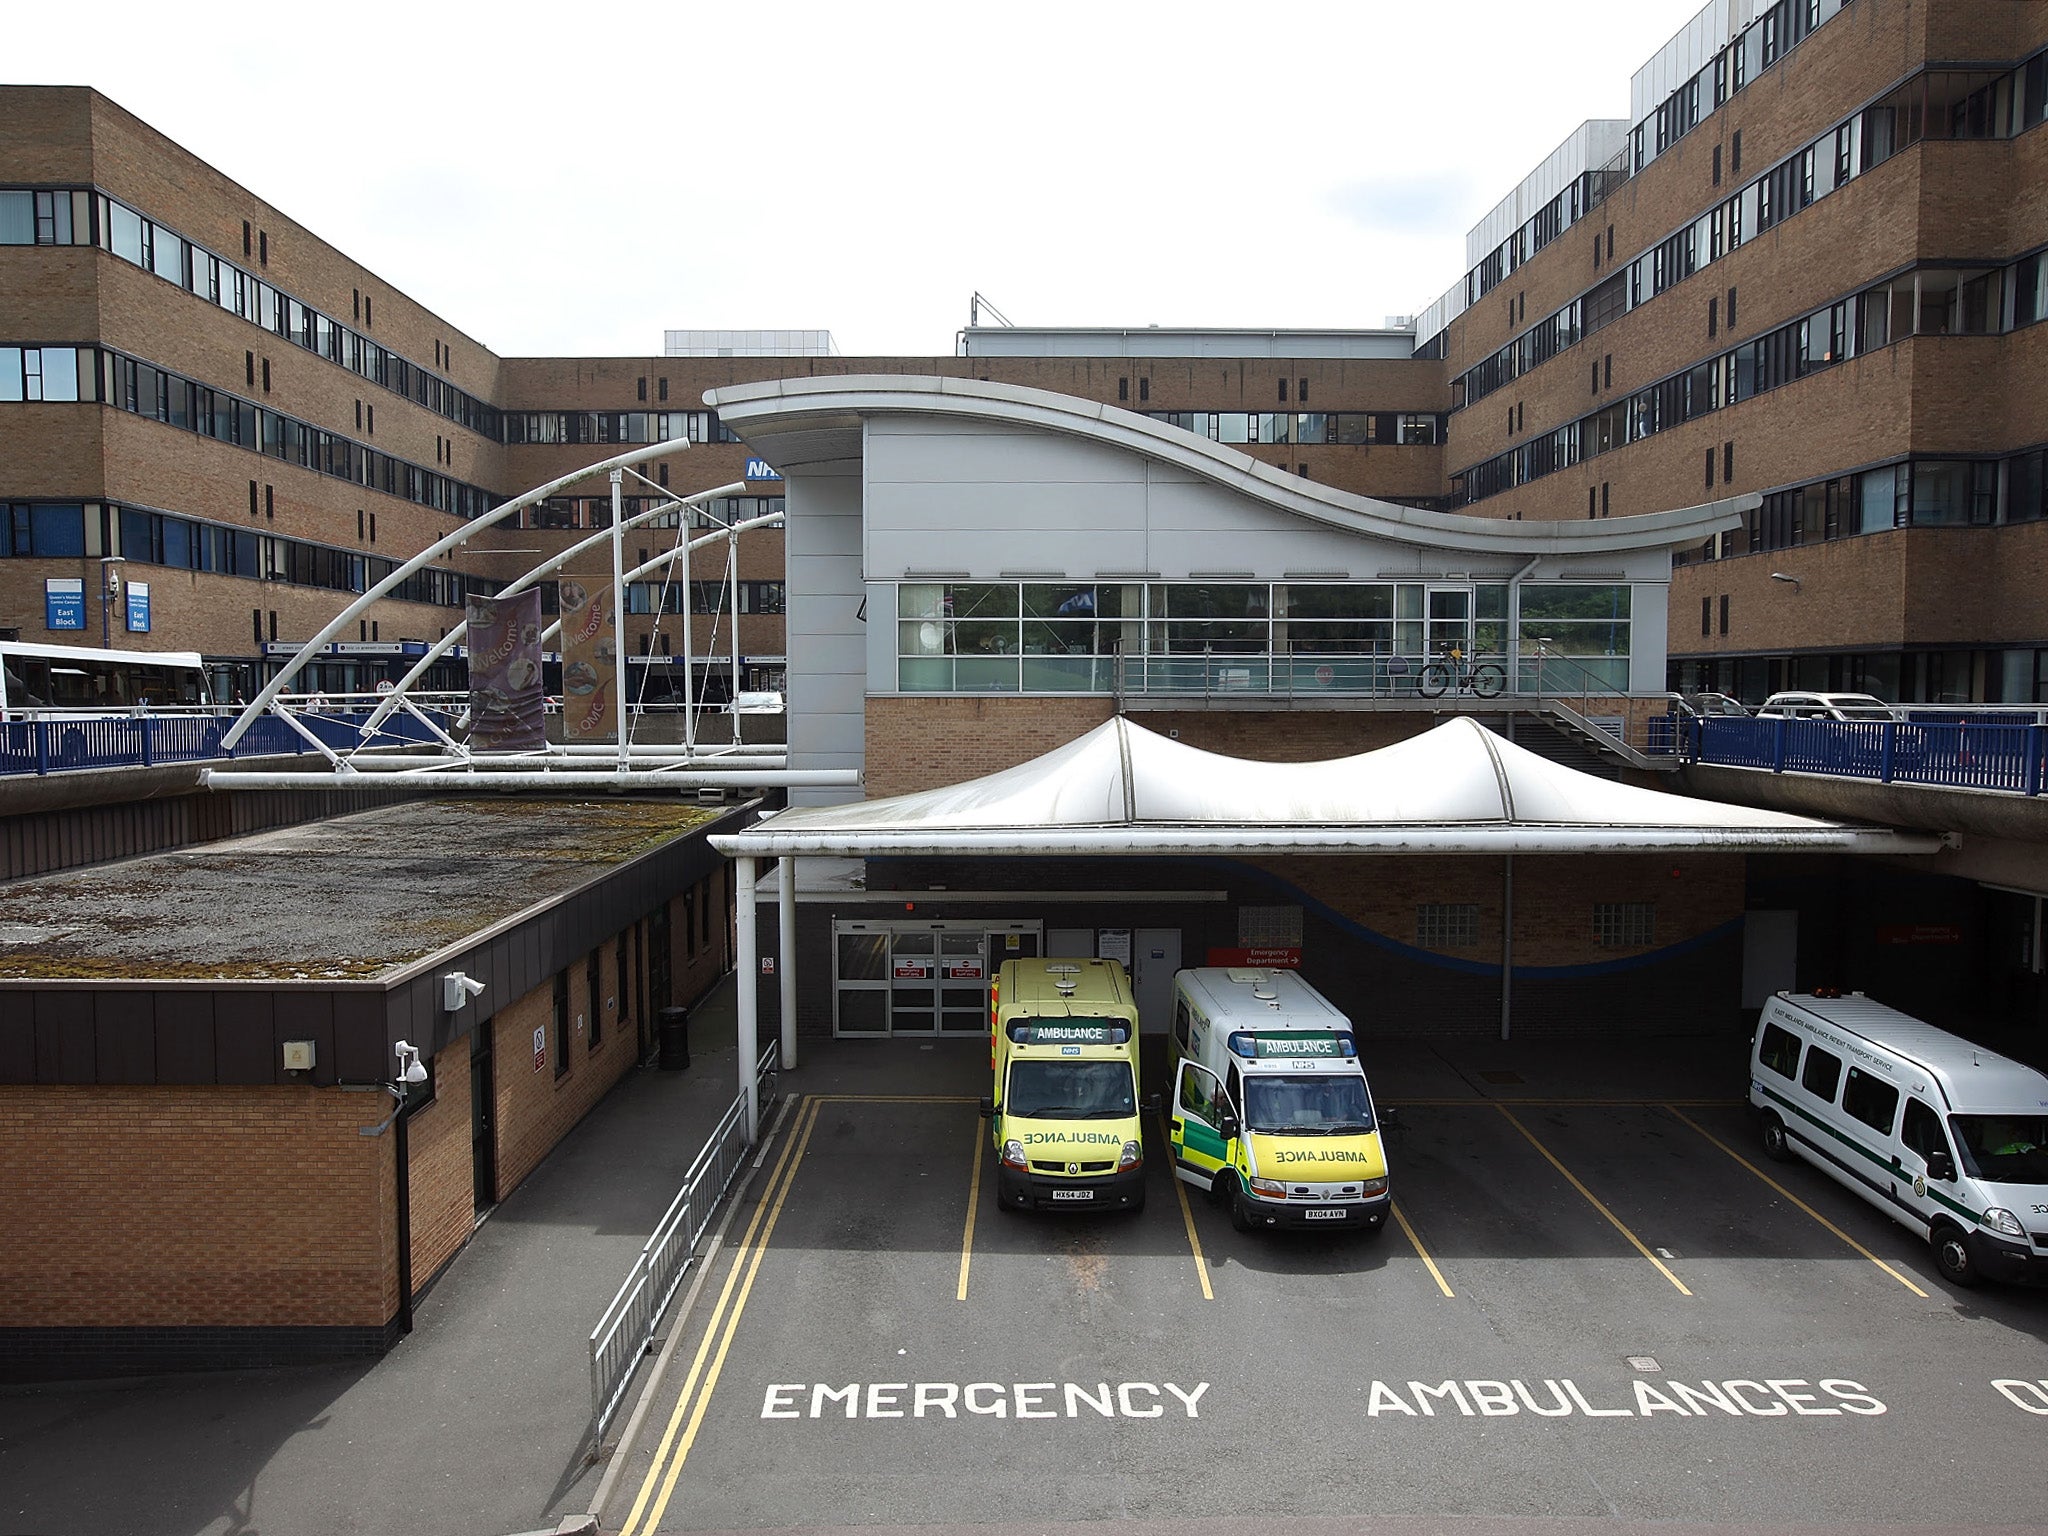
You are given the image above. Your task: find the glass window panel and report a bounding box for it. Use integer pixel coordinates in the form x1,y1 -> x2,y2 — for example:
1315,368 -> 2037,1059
1021,620 -> 1097,654
1518,620 -> 1629,655
151,231 -> 184,285
951,620 -> 1017,655
1857,468 -> 1898,532
1911,460 -> 1974,525
0,347 -> 19,401
30,504 -> 86,556
1335,413 -> 1373,445
897,657 -> 953,691
38,348 -> 78,401
954,657 -> 1019,691
161,517 -> 192,569
1296,412 -> 1329,444
1155,583 -> 1268,619
1517,584 -> 1632,621
1284,585 -> 1393,621
941,583 -> 1017,619
1021,584 -> 1098,619
0,191 -> 31,244
1021,656 -> 1101,691
900,617 -> 954,655
108,202 -> 145,265
1216,413 -> 1250,444
1254,412 -> 1291,444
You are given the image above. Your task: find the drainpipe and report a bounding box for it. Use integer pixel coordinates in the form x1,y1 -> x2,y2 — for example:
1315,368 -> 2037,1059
1505,555 -> 1540,694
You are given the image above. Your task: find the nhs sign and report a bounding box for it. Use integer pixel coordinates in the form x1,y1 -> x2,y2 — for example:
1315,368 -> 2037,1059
744,458 -> 782,482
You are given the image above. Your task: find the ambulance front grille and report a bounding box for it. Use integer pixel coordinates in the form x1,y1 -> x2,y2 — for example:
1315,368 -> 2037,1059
1032,1160 -> 1115,1175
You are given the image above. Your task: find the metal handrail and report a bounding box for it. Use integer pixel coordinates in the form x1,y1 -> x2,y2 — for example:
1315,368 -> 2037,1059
588,1040 -> 781,1434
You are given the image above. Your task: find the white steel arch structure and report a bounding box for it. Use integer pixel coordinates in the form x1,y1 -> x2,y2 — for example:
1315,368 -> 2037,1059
203,438 -> 858,794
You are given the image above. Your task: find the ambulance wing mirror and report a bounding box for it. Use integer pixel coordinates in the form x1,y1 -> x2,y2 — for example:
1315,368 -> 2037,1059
1219,1115 -> 1241,1141
1926,1150 -> 1955,1183
1143,1092 -> 1163,1112
978,1097 -> 994,1119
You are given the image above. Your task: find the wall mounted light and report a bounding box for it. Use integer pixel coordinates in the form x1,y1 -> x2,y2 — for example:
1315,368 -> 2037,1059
1769,571 -> 1802,590
442,971 -> 487,1012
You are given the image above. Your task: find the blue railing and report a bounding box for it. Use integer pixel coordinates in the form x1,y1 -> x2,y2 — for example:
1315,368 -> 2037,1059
0,710 -> 452,778
1682,714 -> 2048,796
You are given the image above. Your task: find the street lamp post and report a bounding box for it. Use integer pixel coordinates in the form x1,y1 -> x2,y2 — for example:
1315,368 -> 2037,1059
99,555 -> 125,649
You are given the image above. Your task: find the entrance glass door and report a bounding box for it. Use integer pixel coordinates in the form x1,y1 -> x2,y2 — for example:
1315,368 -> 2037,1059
938,931 -> 989,1033
1425,586 -> 1473,662
890,931 -> 940,1033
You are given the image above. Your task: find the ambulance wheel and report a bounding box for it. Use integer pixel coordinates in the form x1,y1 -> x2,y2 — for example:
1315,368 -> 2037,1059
1759,1113 -> 1793,1163
1931,1222 -> 1978,1287
1228,1179 -> 1256,1233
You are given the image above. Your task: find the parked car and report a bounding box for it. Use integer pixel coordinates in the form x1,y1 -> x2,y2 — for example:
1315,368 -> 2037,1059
1755,690 -> 1903,721
1678,691 -> 1751,717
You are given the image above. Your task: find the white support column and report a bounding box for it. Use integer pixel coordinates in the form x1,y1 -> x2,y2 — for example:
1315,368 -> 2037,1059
609,469 -> 629,774
735,854 -> 760,1141
778,854 -> 798,1072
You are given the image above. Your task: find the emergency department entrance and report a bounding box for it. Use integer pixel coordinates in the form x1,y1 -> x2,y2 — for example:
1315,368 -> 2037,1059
831,919 -> 1041,1035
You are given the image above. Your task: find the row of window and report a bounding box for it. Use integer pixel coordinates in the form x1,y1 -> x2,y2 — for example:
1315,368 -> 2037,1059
1467,0 -> 1849,307
0,186 -> 500,439
891,580 -> 1631,693
519,493 -> 785,533
1674,447 -> 2048,567
624,580 -> 786,616
1457,256 -> 2048,504
503,409 -> 739,447
1143,411 -> 1444,447
1459,52 -> 2048,410
0,344 -> 499,519
0,501 -> 471,607
1415,901 -> 1655,949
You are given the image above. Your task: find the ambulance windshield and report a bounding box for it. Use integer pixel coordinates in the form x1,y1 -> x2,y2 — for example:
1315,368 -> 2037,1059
1241,1074 -> 1374,1135
1007,1060 -> 1136,1119
1953,1114 -> 2048,1185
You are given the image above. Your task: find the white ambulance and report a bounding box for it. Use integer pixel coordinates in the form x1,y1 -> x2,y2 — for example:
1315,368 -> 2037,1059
1749,990 -> 2048,1287
1166,967 -> 1390,1233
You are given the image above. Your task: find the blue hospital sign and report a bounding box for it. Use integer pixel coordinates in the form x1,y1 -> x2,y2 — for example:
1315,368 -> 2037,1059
744,458 -> 782,482
44,578 -> 85,631
125,581 -> 151,633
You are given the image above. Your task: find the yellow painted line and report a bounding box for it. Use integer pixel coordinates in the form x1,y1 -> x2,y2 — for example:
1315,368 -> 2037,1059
1158,1113 -> 1214,1301
1665,1106 -> 1930,1298
1391,1202 -> 1454,1297
1496,1104 -> 1693,1297
811,1094 -> 980,1103
631,1092 -> 826,1536
957,1126 -> 985,1301
616,1095 -> 819,1536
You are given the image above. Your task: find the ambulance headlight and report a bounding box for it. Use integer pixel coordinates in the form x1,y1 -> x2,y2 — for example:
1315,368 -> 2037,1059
1360,1177 -> 1388,1197
1118,1139 -> 1142,1170
1983,1206 -> 2025,1239
1001,1139 -> 1027,1170
1248,1176 -> 1286,1198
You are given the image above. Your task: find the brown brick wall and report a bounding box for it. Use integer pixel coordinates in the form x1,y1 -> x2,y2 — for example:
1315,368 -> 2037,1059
0,1083 -> 397,1328
403,1038 -> 475,1293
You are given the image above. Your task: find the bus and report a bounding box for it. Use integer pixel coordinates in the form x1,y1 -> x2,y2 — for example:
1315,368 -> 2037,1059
0,640 -> 211,719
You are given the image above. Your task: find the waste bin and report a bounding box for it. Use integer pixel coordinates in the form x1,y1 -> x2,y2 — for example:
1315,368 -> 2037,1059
657,1005 -> 691,1071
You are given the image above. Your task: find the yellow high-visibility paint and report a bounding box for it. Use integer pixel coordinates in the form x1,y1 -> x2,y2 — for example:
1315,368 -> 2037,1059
1497,1105 -> 1693,1297
1391,1202 -> 1454,1297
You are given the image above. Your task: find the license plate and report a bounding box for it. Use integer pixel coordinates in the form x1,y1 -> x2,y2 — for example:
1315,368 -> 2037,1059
1302,1208 -> 1348,1221
1050,1189 -> 1094,1201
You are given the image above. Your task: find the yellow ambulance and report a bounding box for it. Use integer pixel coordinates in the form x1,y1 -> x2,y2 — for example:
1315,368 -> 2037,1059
982,957 -> 1147,1214
1167,967 -> 1390,1233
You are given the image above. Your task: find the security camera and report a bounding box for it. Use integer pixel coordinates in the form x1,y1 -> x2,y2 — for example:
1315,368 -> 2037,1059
442,972 -> 488,1012
394,1040 -> 429,1085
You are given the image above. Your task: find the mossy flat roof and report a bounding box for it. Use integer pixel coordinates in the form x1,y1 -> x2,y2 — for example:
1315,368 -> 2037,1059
0,797 -> 716,982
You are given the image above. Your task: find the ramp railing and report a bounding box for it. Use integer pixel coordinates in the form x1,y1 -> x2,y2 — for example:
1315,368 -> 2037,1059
588,1040 -> 779,1434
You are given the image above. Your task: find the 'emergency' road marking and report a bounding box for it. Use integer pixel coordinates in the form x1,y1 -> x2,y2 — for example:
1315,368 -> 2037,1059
1664,1106 -> 1930,1297
957,1123 -> 985,1301
1158,1113 -> 1214,1301
1391,1202 -> 1454,1297
1496,1105 -> 1694,1297
618,1094 -> 822,1536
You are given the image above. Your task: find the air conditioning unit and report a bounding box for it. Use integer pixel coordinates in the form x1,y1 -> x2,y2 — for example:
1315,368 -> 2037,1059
696,786 -> 730,806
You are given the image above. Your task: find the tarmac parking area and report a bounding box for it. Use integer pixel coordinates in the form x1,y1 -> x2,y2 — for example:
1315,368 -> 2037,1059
604,1061 -> 2048,1535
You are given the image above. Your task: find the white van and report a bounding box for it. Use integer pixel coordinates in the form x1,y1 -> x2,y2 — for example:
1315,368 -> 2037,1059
1167,967 -> 1389,1233
1749,991 -> 2048,1287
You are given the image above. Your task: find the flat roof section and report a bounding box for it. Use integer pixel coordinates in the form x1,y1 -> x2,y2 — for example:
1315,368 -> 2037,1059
0,798 -> 715,982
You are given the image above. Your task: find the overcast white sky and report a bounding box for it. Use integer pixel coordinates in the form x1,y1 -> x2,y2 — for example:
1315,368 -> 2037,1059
11,0 -> 1710,358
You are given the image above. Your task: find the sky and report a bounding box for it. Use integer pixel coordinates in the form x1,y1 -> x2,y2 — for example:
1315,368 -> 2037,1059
10,0 -> 1712,359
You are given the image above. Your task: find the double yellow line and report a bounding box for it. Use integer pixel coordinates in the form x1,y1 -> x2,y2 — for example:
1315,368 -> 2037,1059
616,1095 -> 822,1536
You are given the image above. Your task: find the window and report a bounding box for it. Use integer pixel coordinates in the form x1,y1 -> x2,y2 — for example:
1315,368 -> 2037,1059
1900,1097 -> 1949,1164
552,971 -> 571,1080
1417,904 -> 1479,947
1758,1022 -> 1802,1079
1702,596 -> 1713,636
588,952 -> 603,1050
1592,902 -> 1655,947
1801,1044 -> 1843,1101
1841,1066 -> 1899,1135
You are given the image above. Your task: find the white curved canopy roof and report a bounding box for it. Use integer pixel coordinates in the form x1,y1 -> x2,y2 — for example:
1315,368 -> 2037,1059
712,717 -> 1943,858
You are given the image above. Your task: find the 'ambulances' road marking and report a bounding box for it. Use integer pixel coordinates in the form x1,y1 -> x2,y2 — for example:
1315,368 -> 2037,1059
1391,1202 -> 1454,1297
1496,1105 -> 1694,1296
1159,1112 -> 1214,1301
1665,1106 -> 1930,1297
957,1123 -> 985,1301
618,1094 -> 821,1536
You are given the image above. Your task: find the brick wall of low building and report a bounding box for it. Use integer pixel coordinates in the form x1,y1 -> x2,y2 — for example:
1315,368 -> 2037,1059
403,1037 -> 476,1294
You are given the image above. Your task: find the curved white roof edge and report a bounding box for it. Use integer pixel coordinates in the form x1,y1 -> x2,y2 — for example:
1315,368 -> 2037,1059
704,373 -> 1753,557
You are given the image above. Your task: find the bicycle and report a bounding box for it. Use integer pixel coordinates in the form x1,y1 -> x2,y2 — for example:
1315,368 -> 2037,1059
1417,649 -> 1504,699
